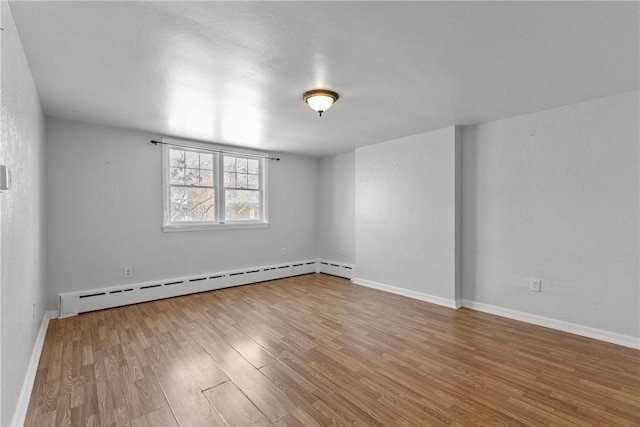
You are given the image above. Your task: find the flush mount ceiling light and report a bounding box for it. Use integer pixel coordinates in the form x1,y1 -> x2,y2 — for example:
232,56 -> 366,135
302,89 -> 339,117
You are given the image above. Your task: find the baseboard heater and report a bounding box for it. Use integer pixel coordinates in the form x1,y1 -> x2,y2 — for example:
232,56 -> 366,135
316,259 -> 355,279
58,259 -> 317,318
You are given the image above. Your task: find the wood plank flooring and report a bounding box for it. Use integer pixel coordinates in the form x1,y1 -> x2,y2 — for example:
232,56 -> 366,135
25,274 -> 640,426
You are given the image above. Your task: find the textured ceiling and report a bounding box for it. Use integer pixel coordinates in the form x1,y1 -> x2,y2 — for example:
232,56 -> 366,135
9,1 -> 639,157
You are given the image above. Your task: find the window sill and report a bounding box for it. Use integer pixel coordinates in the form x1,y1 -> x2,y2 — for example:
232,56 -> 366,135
162,222 -> 270,232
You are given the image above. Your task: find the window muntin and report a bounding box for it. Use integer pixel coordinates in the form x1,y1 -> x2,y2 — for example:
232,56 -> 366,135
163,143 -> 268,230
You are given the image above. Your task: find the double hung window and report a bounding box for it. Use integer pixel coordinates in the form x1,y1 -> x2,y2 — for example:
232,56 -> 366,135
163,141 -> 268,230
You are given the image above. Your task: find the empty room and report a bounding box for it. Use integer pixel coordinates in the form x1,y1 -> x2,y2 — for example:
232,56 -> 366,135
1,1 -> 639,426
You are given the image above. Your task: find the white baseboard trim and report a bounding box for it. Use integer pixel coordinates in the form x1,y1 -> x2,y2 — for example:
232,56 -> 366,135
461,300 -> 640,350
317,259 -> 355,279
12,310 -> 57,427
347,276 -> 638,349
351,277 -> 459,309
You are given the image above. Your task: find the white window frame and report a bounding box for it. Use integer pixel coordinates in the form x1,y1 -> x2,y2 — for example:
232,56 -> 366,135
162,138 -> 269,232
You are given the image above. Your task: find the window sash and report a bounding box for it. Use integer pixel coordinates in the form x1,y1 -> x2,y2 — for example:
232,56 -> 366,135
221,154 -> 263,223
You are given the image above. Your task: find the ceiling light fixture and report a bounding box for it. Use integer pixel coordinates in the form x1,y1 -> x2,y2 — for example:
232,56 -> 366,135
302,89 -> 339,117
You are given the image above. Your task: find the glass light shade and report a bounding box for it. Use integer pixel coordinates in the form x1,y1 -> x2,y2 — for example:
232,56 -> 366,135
306,95 -> 335,113
303,89 -> 339,116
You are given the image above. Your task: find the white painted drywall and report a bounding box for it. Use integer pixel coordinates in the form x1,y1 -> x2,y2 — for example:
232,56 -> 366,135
45,118 -> 319,309
462,91 -> 640,338
0,2 -> 47,424
355,126 -> 460,302
317,152 -> 355,264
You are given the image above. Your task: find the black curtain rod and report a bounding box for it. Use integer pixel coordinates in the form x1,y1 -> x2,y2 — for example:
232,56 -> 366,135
150,140 -> 280,161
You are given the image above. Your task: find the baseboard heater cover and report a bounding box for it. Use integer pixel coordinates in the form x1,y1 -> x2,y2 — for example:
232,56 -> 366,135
317,259 -> 355,279
58,259 -> 317,317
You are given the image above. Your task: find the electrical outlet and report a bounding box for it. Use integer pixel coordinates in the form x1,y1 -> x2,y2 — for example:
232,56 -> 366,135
124,267 -> 133,278
281,248 -> 287,256
530,278 -> 542,292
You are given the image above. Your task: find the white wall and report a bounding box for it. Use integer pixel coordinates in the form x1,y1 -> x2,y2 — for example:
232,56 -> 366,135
45,118 -> 319,308
355,126 -> 461,304
317,152 -> 355,264
462,91 -> 639,338
0,2 -> 47,424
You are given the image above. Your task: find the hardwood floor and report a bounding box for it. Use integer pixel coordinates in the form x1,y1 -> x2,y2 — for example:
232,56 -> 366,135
25,273 -> 639,426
